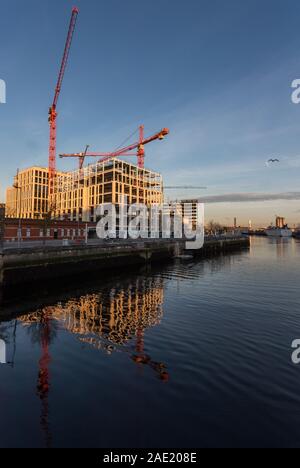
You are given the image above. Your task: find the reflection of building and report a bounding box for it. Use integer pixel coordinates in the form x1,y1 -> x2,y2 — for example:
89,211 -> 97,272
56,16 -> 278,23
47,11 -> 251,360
19,277 -> 164,348
52,279 -> 164,346
6,160 -> 163,222
19,276 -> 168,429
19,277 -> 168,381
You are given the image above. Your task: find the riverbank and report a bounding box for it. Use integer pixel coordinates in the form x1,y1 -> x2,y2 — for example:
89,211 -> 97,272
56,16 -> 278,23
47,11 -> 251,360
0,237 -> 250,290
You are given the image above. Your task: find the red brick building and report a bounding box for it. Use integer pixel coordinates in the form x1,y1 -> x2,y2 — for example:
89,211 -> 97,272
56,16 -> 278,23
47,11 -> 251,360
4,218 -> 96,243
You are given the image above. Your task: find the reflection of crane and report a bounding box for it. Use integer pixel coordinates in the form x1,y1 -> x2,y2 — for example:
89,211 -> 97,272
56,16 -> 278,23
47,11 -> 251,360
48,7 -> 79,195
36,311 -> 52,448
59,125 -> 169,169
80,330 -> 169,381
132,327 -> 169,382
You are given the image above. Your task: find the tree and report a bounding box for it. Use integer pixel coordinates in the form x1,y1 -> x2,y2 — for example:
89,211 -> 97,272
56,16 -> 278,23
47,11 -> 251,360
206,220 -> 224,235
40,201 -> 58,246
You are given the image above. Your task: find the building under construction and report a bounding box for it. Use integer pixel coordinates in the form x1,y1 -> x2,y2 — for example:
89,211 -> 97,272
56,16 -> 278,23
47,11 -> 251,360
6,159 -> 163,222
6,166 -> 57,219
5,9 -> 168,227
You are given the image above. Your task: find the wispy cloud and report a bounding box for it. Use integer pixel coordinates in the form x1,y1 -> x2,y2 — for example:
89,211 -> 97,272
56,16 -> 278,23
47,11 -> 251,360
198,192 -> 300,203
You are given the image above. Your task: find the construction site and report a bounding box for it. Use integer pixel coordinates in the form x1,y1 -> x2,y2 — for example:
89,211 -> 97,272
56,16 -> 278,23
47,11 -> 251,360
5,7 -> 169,233
1,6 -> 248,264
6,158 -> 164,223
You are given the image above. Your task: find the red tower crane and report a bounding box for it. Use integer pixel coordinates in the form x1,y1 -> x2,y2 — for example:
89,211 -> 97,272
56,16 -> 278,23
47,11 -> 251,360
48,7 -> 79,195
59,125 -> 169,169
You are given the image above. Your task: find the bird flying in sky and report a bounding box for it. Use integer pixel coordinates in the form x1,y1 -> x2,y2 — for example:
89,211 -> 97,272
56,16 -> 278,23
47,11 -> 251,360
266,158 -> 280,167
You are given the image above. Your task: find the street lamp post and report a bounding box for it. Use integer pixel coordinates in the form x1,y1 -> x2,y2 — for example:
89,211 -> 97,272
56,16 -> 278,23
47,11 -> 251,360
13,170 -> 22,248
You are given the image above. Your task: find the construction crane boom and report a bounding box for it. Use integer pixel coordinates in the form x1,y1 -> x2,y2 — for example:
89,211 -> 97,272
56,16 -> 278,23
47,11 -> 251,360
59,126 -> 169,169
48,7 -> 79,195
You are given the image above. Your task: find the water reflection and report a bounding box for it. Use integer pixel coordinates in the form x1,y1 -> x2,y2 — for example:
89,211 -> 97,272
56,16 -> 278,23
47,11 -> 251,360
21,277 -> 164,350
19,312 -> 58,448
36,312 -> 52,449
1,245 -> 266,448
266,238 -> 292,258
15,277 -> 168,447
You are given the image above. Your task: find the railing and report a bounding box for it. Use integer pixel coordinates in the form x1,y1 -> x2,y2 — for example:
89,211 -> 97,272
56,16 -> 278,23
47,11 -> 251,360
205,233 -> 248,241
3,237 -> 183,251
3,234 -> 247,251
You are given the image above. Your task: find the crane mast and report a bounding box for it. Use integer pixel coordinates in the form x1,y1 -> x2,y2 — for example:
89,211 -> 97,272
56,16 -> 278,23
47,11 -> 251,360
48,7 -> 79,196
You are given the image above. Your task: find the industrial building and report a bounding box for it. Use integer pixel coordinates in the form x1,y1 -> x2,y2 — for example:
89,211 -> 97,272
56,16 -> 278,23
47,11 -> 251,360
276,216 -> 286,229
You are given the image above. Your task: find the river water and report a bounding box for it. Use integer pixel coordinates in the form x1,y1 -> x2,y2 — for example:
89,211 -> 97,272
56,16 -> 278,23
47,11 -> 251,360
0,237 -> 300,448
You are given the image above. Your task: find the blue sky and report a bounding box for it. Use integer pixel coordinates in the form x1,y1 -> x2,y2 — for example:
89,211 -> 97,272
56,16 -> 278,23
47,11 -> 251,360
1,0 -> 300,226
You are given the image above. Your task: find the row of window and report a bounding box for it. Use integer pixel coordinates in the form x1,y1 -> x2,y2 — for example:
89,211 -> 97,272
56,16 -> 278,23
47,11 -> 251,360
22,228 -> 85,238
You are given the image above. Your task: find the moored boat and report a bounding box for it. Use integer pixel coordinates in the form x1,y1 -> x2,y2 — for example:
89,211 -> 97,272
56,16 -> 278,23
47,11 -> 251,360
265,227 -> 292,238
265,216 -> 292,238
